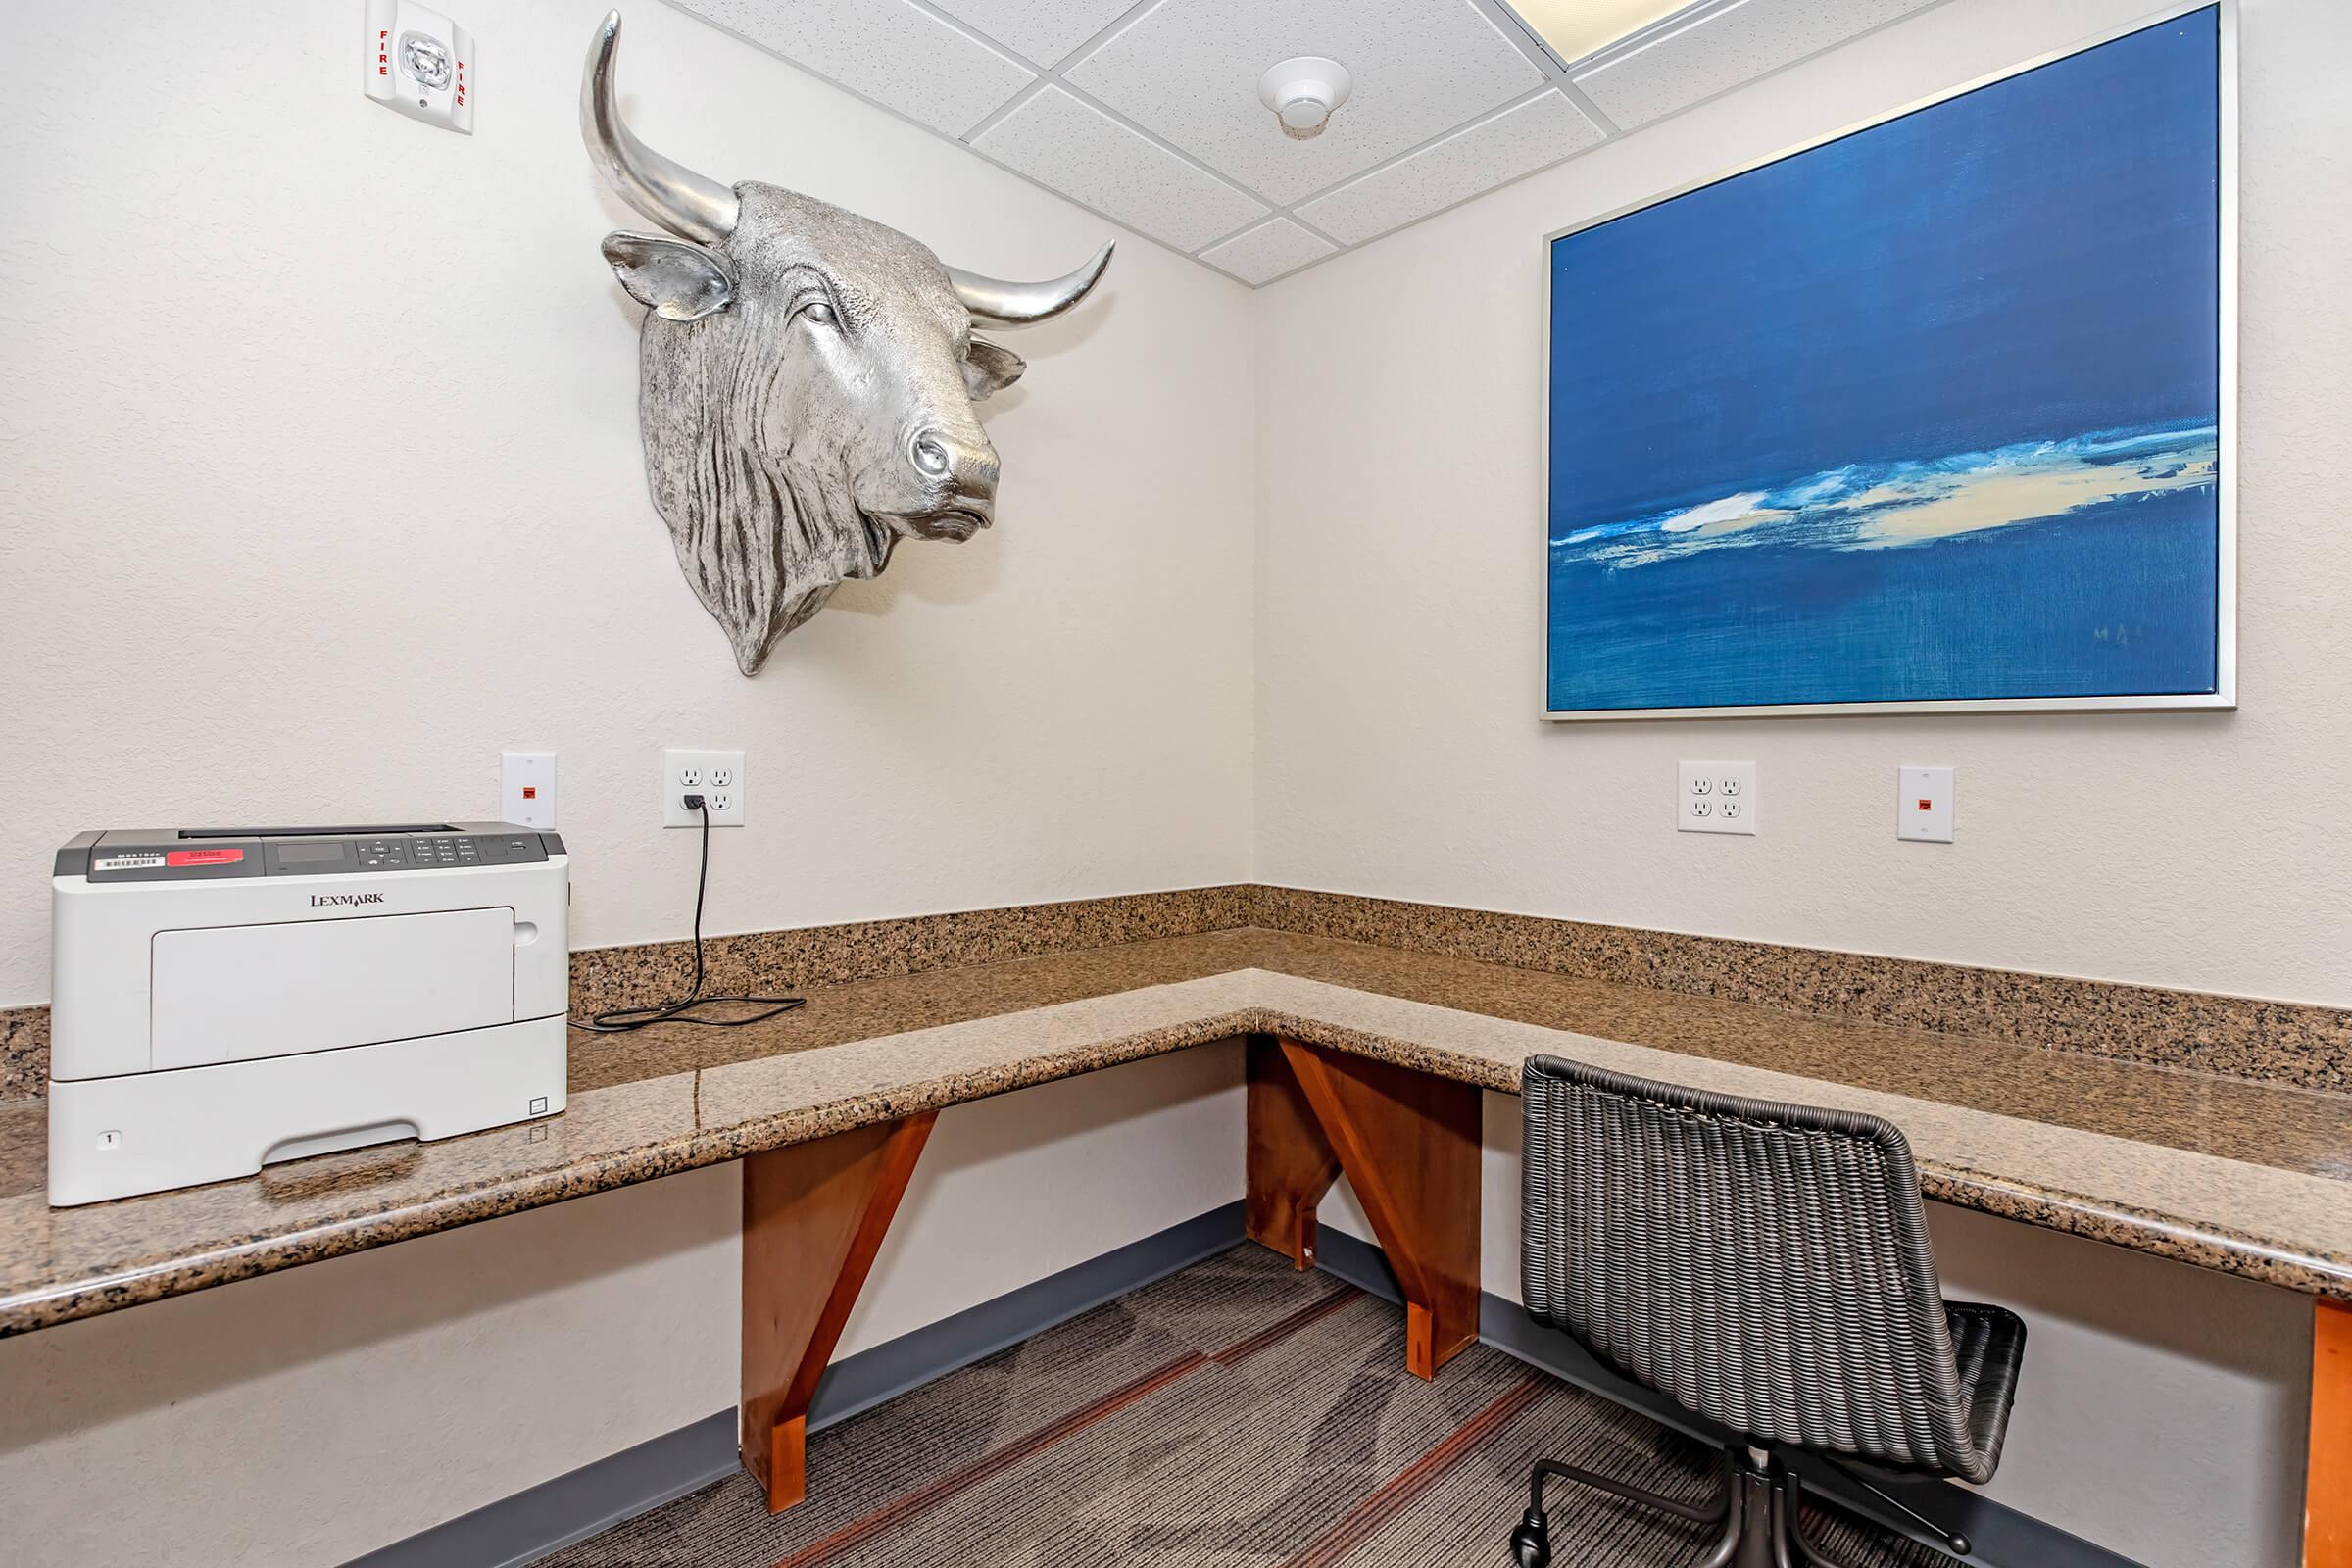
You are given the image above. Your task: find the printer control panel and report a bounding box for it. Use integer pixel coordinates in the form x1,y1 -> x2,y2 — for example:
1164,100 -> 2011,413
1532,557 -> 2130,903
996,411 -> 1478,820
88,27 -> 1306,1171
346,833 -> 549,872
70,825 -> 561,883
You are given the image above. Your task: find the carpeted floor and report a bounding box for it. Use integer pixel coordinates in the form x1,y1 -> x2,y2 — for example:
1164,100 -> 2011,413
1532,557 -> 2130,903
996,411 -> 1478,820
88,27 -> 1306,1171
537,1246 -> 1956,1567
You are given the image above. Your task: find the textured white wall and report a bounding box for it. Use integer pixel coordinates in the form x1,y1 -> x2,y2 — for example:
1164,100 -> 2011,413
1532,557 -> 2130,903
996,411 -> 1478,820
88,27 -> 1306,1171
1,0 -> 2339,1564
0,1047 -> 1246,1568
0,0 -> 1256,1007
0,2 -> 1253,1562
1270,2 -> 2342,1561
1253,0 -> 2352,1006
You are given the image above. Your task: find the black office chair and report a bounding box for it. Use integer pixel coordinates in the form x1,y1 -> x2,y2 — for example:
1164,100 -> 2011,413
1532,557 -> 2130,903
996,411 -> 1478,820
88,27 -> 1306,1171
1511,1054 -> 2026,1567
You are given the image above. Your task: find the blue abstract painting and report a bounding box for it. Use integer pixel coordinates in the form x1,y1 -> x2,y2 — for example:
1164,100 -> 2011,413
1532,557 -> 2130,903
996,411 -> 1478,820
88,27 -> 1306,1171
1545,7 -> 2225,715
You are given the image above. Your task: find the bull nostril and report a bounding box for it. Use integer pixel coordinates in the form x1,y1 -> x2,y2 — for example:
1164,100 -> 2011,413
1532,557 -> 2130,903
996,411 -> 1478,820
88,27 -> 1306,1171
910,428 -> 1000,498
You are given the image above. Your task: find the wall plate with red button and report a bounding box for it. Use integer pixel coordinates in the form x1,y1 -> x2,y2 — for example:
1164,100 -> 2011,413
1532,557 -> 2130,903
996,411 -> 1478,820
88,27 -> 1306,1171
364,0 -> 474,135
1898,765 -> 1955,843
502,752 -> 557,830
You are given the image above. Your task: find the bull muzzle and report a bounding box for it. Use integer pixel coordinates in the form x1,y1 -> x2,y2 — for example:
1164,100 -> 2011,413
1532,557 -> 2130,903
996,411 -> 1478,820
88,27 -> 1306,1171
906,428 -> 999,540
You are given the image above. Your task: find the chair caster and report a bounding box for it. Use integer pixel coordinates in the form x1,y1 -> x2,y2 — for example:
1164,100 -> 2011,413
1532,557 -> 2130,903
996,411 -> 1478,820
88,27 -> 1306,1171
1508,1506 -> 1552,1567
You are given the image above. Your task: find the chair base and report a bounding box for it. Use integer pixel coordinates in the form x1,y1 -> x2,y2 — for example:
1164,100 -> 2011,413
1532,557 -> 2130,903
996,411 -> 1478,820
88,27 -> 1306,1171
1510,1446 -> 1965,1568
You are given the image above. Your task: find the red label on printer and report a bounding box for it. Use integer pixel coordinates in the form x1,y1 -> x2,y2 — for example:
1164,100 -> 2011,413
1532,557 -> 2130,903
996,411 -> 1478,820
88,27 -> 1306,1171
165,848 -> 244,867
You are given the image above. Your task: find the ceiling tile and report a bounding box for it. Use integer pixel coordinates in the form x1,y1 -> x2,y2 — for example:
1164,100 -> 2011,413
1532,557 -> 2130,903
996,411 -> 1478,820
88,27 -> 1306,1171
925,0 -> 1141,67
1297,90 -> 1604,247
673,0 -> 1035,138
972,86 -> 1272,253
1572,0 -> 1942,128
1065,0 -> 1545,207
668,0 -> 1965,286
1198,219 -> 1338,286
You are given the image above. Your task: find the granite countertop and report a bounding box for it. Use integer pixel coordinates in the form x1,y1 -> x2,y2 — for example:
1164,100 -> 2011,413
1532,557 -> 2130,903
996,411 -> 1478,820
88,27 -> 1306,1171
3,927 -> 2348,1337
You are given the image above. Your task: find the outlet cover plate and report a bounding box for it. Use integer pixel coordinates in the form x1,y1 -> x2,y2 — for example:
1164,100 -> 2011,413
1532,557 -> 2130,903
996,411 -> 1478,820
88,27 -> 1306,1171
501,752 -> 556,829
1898,765 -> 1954,842
662,748 -> 746,827
1678,760 -> 1757,835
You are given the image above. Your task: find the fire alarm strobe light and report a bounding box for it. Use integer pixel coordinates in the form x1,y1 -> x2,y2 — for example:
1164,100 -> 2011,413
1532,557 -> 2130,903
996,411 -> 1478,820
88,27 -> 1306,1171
365,0 -> 475,135
1258,57 -> 1353,141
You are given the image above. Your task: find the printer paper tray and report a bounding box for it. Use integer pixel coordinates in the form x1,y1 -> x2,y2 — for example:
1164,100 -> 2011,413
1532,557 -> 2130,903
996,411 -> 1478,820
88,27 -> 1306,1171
47,1015 -> 565,1206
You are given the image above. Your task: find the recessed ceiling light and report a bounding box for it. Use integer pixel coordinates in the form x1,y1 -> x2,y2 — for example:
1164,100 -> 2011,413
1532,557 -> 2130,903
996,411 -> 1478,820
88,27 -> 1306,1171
1505,0 -> 1693,66
1257,56 -> 1353,141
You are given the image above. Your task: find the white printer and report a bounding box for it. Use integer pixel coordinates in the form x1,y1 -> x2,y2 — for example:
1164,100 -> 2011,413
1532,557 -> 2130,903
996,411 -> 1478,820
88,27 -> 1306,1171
49,822 -> 569,1206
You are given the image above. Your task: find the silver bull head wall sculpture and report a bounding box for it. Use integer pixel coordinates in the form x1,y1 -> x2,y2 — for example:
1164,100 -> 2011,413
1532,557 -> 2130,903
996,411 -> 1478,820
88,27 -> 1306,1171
582,12 -> 1113,672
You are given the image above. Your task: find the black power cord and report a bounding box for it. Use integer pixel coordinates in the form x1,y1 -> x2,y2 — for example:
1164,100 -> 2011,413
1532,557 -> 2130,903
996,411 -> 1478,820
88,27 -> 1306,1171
571,795 -> 806,1033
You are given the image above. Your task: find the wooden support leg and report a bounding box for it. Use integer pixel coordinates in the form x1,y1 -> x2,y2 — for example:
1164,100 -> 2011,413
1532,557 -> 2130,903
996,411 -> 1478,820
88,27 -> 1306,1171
741,1112 -> 935,1514
1245,1035 -> 1482,1379
1246,1034 -> 1343,1270
2313,1298 -> 2352,1567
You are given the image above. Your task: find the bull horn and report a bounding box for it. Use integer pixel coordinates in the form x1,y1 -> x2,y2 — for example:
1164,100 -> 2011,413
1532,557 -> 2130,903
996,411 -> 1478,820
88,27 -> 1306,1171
949,243 -> 1114,327
581,11 -> 739,245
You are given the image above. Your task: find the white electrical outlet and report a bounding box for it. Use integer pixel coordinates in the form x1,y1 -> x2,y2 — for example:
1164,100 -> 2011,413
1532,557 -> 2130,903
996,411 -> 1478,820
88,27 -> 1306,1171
1898,765 -> 1955,842
663,749 -> 746,827
1677,760 -> 1757,835
501,752 -> 556,828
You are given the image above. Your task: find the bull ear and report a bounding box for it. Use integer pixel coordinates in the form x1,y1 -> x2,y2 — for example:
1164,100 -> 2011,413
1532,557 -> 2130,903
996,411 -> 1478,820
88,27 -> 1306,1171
963,336 -> 1025,400
602,231 -> 735,321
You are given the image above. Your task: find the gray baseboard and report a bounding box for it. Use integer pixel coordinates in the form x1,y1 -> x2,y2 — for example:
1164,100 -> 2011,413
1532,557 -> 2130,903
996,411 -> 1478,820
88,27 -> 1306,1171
1308,1225 -> 2143,1568
341,1408 -> 741,1568
352,1206 -> 2134,1568
343,1200 -> 1250,1568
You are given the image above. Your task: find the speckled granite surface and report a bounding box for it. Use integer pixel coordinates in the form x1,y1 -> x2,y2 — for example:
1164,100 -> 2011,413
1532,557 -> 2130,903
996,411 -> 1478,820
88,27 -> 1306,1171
568,884 -> 1256,1019
1247,888 -> 2352,1093
12,883 -> 2343,1096
0,1007 -> 44,1101
1,928 -> 2347,1338
0,887 -> 1257,1093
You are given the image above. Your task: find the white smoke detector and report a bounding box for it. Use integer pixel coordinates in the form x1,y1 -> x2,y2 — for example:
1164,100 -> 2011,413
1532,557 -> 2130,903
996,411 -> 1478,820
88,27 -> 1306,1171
1257,57 -> 1352,141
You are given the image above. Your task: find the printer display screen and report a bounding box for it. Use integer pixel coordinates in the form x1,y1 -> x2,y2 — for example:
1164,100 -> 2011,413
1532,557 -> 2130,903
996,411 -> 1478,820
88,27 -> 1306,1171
277,843 -> 347,864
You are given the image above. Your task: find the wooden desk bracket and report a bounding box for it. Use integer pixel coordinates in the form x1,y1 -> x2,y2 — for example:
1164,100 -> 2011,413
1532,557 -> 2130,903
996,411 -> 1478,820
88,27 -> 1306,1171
2315,1298 -> 2351,1568
741,1111 -> 935,1514
1243,1034 -> 1481,1378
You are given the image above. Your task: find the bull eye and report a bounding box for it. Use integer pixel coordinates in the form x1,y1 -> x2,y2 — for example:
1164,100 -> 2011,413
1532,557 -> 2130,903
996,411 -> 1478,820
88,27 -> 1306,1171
800,300 -> 837,327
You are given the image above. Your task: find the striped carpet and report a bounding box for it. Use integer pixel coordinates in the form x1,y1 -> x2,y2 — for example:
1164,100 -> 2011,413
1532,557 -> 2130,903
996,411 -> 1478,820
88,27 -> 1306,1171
537,1246 -> 1956,1567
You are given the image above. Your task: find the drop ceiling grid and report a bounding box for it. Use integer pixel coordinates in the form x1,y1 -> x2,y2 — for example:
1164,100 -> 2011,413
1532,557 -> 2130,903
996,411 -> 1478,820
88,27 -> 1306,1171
1062,0 -> 1547,208
925,0 -> 1144,69
662,0 -> 1956,288
1200,218 -> 1340,288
